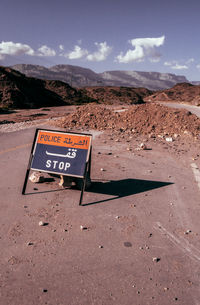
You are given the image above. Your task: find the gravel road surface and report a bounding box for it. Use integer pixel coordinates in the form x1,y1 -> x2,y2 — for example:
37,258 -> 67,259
0,119 -> 200,305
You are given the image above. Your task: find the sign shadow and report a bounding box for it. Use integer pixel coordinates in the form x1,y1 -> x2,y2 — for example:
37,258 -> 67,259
82,178 -> 173,206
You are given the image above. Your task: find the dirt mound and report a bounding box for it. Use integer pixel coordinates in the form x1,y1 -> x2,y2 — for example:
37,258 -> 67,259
80,86 -> 153,104
0,66 -> 94,110
146,82 -> 200,105
54,103 -> 200,139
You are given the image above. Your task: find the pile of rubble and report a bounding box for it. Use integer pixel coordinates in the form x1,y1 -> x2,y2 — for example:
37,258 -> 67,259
54,103 -> 200,139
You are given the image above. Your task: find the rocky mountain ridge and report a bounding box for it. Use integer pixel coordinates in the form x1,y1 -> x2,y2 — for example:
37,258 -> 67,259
11,64 -> 188,90
0,66 -> 152,110
0,66 -> 94,110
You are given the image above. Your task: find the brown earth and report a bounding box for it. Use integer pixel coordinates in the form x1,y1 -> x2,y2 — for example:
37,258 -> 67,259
79,86 -> 153,104
146,82 -> 200,105
53,103 -> 200,140
1,99 -> 200,305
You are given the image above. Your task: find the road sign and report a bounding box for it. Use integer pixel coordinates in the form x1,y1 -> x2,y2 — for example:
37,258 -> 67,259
31,129 -> 92,177
22,129 -> 92,205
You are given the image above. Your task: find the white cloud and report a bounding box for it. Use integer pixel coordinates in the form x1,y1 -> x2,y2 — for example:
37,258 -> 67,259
0,41 -> 57,59
116,36 -> 165,63
86,42 -> 112,62
171,64 -> 188,70
164,61 -> 173,66
0,41 -> 34,59
59,44 -> 64,51
65,45 -> 88,59
37,45 -> 56,57
164,60 -> 189,70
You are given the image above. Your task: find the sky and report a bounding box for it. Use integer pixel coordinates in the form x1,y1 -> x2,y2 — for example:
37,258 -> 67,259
0,0 -> 200,81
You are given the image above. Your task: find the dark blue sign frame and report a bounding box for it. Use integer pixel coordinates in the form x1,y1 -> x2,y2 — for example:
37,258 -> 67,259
22,128 -> 92,206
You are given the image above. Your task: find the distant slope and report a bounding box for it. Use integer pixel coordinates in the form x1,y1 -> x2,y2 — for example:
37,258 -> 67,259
12,64 -> 103,87
100,70 -> 188,90
12,64 -> 189,90
80,86 -> 153,105
146,82 -> 200,105
0,66 -> 94,109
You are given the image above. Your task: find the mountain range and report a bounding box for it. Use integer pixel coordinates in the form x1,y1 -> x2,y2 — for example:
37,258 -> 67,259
11,64 -> 189,91
0,66 -> 94,110
0,66 -> 152,110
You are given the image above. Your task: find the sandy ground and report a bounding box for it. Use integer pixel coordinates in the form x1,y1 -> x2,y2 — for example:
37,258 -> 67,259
0,105 -> 200,305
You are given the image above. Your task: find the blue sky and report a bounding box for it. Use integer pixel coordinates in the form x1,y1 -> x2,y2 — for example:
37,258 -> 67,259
0,0 -> 200,81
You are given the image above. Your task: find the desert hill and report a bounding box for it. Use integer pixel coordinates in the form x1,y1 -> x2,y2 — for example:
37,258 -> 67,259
0,66 -> 94,110
1,66 -> 200,112
80,86 -> 152,105
0,66 -> 155,110
12,64 -> 188,90
146,82 -> 200,105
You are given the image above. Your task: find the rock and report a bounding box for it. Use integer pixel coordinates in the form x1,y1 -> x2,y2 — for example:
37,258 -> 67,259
39,221 -> 44,226
59,175 -> 75,187
27,242 -> 34,246
80,225 -> 88,231
29,172 -> 44,183
124,242 -> 132,247
165,137 -> 173,142
153,257 -> 160,262
139,143 -> 147,150
184,229 -> 192,235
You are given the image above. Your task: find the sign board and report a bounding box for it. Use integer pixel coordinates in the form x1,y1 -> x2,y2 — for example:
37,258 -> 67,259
22,128 -> 92,205
31,129 -> 92,177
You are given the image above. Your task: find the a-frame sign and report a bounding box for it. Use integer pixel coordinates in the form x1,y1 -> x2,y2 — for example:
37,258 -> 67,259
22,128 -> 92,205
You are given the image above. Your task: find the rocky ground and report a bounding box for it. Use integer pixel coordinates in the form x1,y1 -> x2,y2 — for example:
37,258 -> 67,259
53,103 -> 200,138
0,101 -> 200,305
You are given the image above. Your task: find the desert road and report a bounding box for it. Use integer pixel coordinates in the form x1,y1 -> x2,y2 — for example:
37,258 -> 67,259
0,123 -> 200,305
160,102 -> 200,118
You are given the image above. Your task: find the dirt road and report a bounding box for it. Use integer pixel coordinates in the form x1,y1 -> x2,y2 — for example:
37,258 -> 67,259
159,102 -> 200,118
0,121 -> 200,305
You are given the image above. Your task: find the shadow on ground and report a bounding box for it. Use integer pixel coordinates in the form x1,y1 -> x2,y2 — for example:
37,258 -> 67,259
24,177 -> 173,206
82,178 -> 173,206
